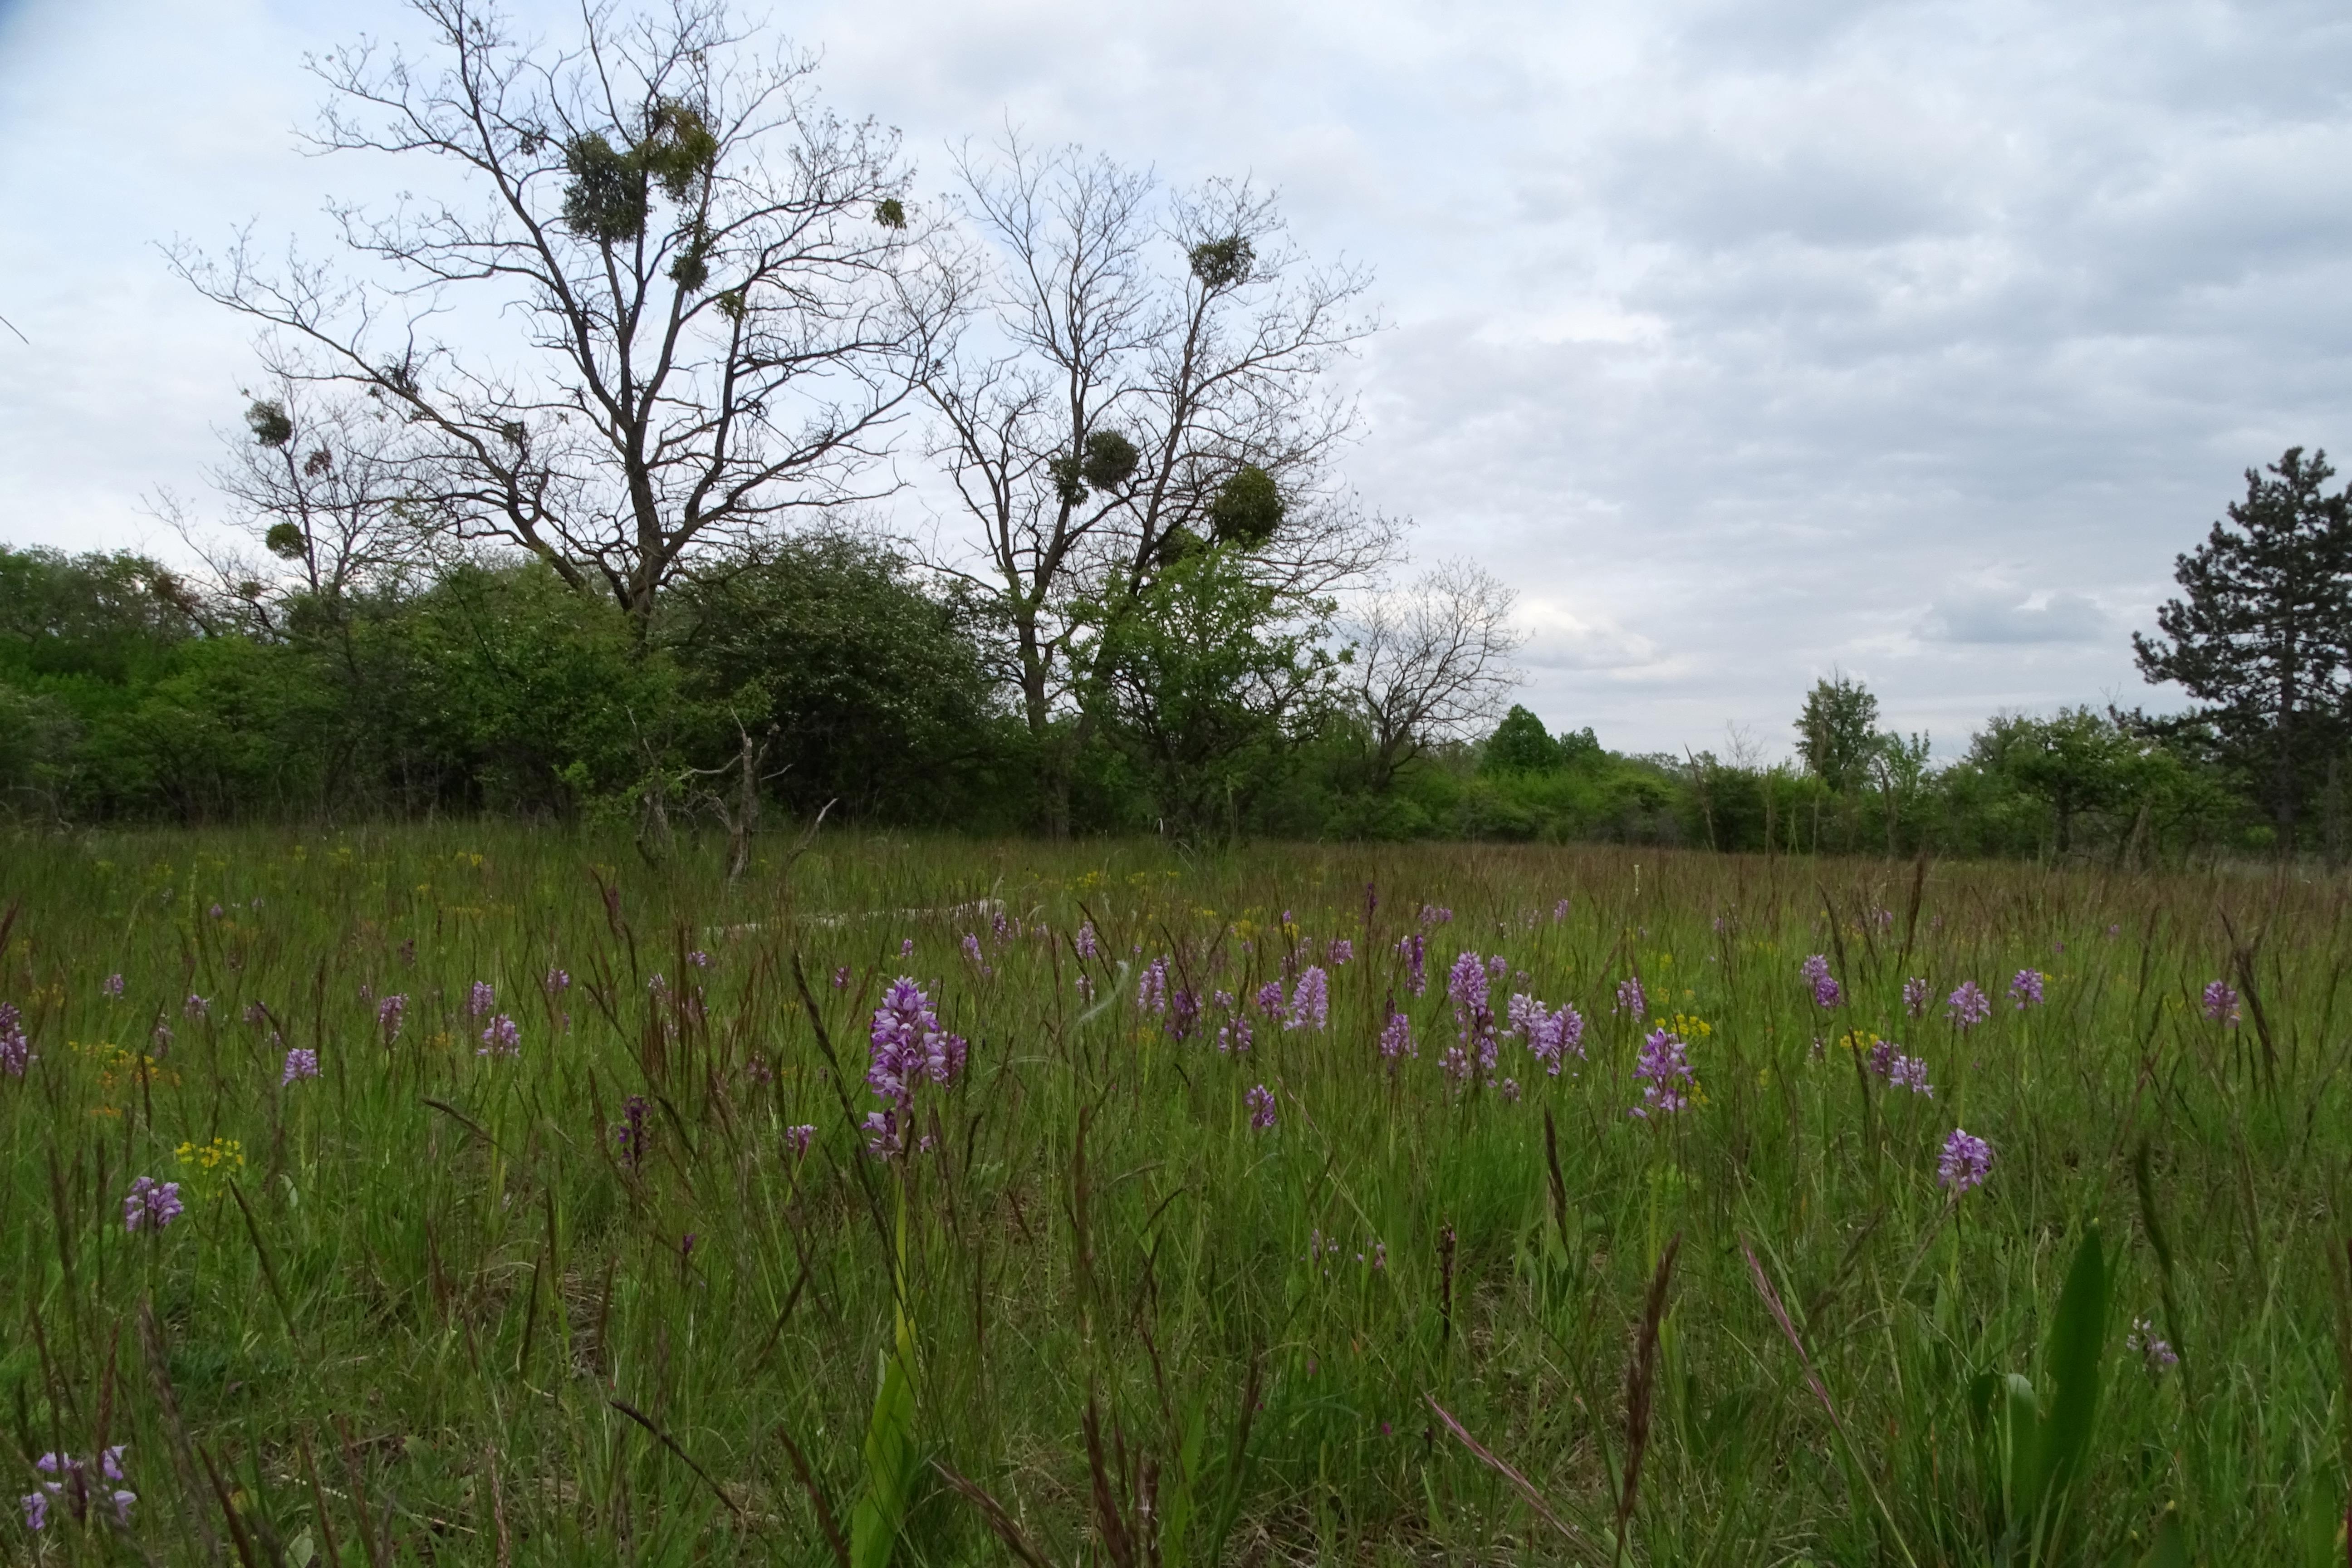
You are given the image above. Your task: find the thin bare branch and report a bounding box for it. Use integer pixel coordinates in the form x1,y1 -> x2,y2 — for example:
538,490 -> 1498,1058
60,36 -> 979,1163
171,0 -> 956,632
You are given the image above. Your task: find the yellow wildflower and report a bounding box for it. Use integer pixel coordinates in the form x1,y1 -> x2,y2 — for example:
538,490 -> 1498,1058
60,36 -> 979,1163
175,1137 -> 246,1197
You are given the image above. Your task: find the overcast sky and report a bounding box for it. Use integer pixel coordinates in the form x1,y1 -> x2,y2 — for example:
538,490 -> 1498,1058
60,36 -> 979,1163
6,0 -> 2351,758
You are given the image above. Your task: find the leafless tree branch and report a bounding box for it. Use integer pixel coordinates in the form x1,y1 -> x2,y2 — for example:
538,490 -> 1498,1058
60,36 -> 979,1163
921,133 -> 1390,829
168,0 -> 959,635
1340,560 -> 1525,789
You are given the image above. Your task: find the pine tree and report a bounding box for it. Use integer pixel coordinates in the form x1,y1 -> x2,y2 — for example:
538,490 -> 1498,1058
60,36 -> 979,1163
2134,447 -> 2352,842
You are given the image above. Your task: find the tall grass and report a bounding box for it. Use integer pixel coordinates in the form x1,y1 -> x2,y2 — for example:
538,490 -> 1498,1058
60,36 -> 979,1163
1,825 -> 2345,1563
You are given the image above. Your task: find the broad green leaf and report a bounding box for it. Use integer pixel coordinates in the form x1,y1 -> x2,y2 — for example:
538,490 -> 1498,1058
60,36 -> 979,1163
2029,1221 -> 2110,1524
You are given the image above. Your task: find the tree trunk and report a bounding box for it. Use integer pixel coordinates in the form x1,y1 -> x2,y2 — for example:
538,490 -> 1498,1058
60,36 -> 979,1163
1012,622 -> 1075,840
1042,764 -> 1072,841
726,727 -> 763,883
637,774 -> 672,867
633,715 -> 673,867
2118,801 -> 2150,870
2326,753 -> 2343,869
2274,666 -> 2302,850
2276,728 -> 2298,848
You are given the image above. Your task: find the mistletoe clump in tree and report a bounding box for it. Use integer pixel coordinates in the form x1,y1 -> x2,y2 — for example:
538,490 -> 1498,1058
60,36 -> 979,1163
922,137 -> 1396,835
174,0 -> 952,640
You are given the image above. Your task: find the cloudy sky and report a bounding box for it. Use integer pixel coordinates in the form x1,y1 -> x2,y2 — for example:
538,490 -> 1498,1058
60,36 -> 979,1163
5,0 -> 2351,758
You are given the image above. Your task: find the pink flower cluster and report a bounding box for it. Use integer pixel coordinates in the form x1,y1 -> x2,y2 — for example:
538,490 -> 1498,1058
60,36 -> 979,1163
863,977 -> 968,1156
21,1447 -> 134,1533
1507,992 -> 1585,1075
1799,955 -> 1842,1008
1629,1028 -> 1692,1118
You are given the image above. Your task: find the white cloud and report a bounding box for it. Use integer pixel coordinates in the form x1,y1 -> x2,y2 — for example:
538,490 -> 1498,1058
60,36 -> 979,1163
1515,596 -> 1673,677
1925,589 -> 2112,645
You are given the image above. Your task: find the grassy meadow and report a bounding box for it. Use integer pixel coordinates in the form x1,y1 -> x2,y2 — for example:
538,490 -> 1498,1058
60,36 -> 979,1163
0,826 -> 2345,1564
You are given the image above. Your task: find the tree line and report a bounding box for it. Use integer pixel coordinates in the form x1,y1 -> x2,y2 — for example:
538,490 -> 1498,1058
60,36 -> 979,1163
0,483 -> 2328,865
0,523 -> 1531,846
5,0 -> 2344,862
1641,440 -> 2352,864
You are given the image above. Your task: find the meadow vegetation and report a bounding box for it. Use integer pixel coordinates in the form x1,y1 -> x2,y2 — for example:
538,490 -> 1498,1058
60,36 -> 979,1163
2,825 -> 2340,1563
10,2 -> 2350,1559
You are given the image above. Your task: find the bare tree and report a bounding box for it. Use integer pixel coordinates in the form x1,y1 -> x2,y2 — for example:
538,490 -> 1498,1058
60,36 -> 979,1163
1341,561 -> 1524,789
196,380 -> 437,622
923,136 -> 1391,832
172,0 -> 953,639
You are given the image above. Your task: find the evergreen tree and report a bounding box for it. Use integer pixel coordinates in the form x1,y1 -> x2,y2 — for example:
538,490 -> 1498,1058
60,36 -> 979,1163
2134,447 -> 2352,842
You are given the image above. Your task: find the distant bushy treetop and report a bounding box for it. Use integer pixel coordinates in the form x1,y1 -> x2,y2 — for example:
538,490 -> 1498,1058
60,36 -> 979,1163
1795,674 -> 1882,795
1482,706 -> 1564,774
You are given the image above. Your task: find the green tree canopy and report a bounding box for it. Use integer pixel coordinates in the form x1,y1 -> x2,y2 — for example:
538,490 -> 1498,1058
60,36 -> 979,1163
1967,707 -> 2140,855
1795,673 -> 1883,793
2134,446 -> 2352,841
665,535 -> 1005,820
1482,705 -> 1565,773
1089,547 -> 1335,839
